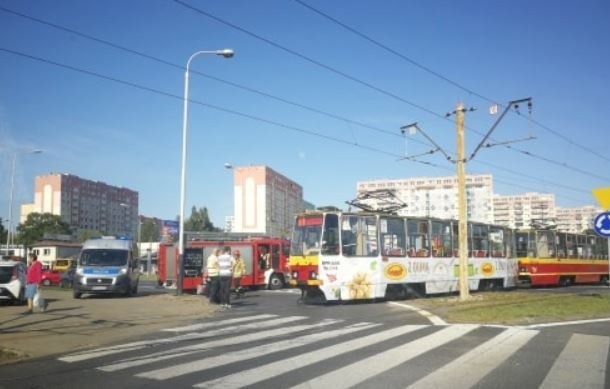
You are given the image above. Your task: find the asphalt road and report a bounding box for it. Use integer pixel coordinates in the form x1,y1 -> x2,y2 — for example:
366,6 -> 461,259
1,287 -> 608,388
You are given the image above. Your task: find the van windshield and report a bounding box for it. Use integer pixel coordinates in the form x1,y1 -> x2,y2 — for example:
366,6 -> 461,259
80,249 -> 128,267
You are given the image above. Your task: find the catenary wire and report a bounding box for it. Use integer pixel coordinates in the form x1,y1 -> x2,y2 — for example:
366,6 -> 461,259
2,4 -> 605,185
0,47 -> 593,206
171,0 -> 610,181
294,0 -> 610,164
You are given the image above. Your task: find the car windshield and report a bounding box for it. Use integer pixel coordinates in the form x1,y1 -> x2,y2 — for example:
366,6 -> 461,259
0,265 -> 17,283
80,249 -> 128,267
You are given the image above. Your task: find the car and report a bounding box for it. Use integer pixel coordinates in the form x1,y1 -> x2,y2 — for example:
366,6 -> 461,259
59,267 -> 75,288
41,269 -> 62,286
0,260 -> 27,305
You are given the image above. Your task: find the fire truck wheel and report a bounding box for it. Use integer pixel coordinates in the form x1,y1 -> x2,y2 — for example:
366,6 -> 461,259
268,274 -> 283,290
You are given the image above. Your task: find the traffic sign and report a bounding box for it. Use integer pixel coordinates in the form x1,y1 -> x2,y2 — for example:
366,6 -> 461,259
593,212 -> 610,238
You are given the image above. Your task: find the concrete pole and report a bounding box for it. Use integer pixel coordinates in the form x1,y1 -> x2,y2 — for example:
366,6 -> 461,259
456,102 -> 470,301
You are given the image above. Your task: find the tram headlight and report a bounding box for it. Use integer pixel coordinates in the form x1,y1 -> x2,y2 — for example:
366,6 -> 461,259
309,271 -> 318,280
292,271 -> 299,279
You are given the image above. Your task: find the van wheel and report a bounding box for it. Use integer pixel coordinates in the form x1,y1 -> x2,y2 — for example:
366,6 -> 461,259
73,290 -> 82,299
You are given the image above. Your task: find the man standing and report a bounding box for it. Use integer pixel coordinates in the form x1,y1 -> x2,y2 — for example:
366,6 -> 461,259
25,253 -> 43,314
232,249 -> 246,299
217,247 -> 235,308
206,248 -> 220,304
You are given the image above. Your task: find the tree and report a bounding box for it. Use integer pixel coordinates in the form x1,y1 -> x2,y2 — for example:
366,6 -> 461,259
16,212 -> 72,246
140,219 -> 160,242
0,218 -> 6,246
184,206 -> 220,232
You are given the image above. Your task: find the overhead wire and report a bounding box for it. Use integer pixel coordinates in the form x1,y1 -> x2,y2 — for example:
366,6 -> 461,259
0,47 -> 588,205
0,5 -> 602,203
293,0 -> 610,164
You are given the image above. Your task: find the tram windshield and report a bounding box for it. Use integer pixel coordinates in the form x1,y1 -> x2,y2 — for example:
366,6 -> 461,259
291,214 -> 323,256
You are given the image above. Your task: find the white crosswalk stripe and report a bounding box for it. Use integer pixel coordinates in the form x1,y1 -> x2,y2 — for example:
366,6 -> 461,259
99,318 -> 343,372
55,314 -> 610,388
139,321 -> 382,381
539,334 -> 609,389
407,327 -> 539,388
194,324 -> 431,388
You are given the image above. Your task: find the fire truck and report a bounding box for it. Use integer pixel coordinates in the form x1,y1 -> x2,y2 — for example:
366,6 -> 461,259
157,233 -> 291,293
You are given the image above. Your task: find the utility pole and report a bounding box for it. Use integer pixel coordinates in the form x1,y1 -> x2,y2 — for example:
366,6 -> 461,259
456,102 -> 469,301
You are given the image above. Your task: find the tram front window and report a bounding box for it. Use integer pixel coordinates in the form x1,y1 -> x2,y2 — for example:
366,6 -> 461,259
291,215 -> 323,256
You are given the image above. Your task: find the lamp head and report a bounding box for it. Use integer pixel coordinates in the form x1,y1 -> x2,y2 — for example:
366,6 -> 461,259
216,49 -> 235,58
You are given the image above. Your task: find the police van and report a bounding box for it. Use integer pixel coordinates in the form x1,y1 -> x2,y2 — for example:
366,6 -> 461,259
73,236 -> 140,299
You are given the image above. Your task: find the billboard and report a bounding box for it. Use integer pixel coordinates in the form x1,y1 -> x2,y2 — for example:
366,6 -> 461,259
162,220 -> 179,243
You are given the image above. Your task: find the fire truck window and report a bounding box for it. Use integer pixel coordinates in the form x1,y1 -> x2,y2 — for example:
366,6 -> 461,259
271,245 -> 280,269
259,245 -> 270,270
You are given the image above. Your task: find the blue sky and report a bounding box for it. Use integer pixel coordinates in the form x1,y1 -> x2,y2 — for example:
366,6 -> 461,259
1,0 -> 609,228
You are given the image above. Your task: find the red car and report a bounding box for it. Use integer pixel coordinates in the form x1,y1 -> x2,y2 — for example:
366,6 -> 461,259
41,269 -> 62,286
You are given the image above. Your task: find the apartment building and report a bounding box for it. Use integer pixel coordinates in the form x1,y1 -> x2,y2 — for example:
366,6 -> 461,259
556,205 -> 601,233
492,193 -> 556,229
357,174 -> 494,223
232,166 -> 304,237
24,173 -> 139,238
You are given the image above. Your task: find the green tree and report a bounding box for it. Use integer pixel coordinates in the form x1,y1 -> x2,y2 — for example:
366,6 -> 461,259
140,219 -> 160,242
184,206 -> 219,232
78,229 -> 103,242
16,212 -> 72,246
0,218 -> 6,246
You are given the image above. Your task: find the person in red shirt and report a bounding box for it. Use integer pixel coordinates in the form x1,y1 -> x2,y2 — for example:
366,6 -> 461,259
25,253 -> 43,314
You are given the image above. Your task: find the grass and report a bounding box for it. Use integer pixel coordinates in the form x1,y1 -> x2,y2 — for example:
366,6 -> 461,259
410,290 -> 610,325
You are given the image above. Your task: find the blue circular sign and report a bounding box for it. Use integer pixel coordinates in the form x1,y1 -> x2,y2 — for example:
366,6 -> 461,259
593,212 -> 610,238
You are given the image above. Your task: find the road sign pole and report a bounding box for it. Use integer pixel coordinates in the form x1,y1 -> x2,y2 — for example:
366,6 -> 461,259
607,238 -> 610,289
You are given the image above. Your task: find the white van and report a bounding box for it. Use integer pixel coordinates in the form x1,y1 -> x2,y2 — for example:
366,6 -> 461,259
73,237 -> 140,299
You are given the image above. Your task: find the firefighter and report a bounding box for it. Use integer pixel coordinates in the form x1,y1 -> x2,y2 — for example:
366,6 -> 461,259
232,249 -> 246,299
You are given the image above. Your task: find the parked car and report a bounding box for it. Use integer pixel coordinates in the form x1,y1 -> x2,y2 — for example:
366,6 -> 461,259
41,269 -> 62,286
59,267 -> 75,288
0,260 -> 26,305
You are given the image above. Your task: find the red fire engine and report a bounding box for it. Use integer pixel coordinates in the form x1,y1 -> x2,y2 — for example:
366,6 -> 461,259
157,233 -> 291,293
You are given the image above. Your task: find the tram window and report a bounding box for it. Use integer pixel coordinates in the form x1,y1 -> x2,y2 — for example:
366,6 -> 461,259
489,227 -> 505,257
516,232 -> 529,257
556,233 -> 567,258
341,215 -> 378,257
407,219 -> 430,257
470,224 -> 489,257
566,234 -> 577,258
535,230 -> 555,259
577,235 -> 587,259
380,217 -> 406,257
321,214 -> 340,255
431,221 -> 451,257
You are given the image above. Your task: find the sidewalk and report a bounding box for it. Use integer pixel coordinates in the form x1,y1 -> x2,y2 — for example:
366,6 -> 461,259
0,287 -> 217,364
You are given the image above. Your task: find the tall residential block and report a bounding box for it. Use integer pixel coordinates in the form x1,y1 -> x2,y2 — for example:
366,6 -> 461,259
556,205 -> 601,233
27,173 -> 139,238
357,174 -> 494,223
492,192 -> 556,229
232,166 -> 303,237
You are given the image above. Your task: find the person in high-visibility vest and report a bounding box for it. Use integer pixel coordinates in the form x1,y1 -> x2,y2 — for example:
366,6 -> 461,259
206,248 -> 221,304
232,249 -> 246,299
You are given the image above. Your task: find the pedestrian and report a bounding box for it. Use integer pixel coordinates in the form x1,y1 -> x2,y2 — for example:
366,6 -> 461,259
217,247 -> 235,308
25,253 -> 43,314
232,249 -> 246,299
206,248 -> 221,304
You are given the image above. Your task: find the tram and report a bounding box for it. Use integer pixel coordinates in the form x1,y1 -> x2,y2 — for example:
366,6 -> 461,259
288,208 -> 518,302
516,230 -> 609,286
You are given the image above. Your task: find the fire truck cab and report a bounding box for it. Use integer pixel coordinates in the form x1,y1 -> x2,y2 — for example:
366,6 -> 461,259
157,233 -> 291,293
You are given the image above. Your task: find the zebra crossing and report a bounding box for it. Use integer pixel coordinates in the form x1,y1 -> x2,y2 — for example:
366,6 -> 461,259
57,313 -> 610,388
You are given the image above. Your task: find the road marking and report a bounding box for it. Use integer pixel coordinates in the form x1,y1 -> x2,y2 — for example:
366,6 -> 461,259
387,301 -> 447,325
407,327 -> 539,388
290,324 -> 478,389
163,313 -> 278,332
98,318 -> 342,372
539,333 -> 609,389
59,315 -> 303,363
523,317 -> 610,329
138,322 -> 383,381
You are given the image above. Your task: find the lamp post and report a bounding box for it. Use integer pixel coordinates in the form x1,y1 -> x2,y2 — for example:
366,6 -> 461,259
178,48 -> 234,295
5,149 -> 42,255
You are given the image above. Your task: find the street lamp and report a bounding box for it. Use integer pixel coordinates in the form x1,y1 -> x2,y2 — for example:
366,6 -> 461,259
178,48 -> 234,295
5,149 -> 42,255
